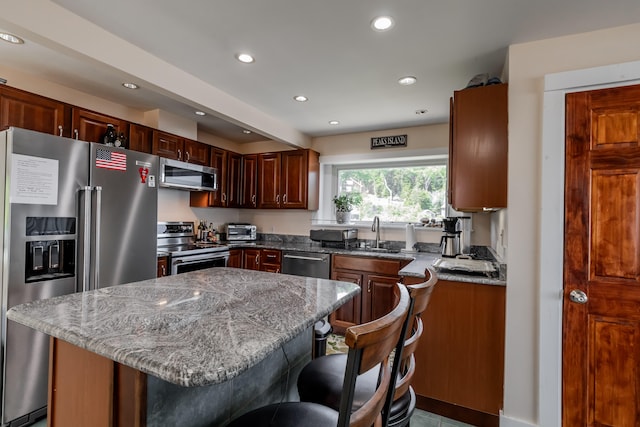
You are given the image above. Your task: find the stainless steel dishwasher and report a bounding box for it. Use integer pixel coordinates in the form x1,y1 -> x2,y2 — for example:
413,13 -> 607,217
282,251 -> 331,279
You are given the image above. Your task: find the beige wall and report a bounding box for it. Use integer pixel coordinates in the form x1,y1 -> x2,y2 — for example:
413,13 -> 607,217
504,22 -> 640,426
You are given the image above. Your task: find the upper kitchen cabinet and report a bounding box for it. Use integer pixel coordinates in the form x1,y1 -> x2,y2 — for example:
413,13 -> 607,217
257,149 -> 319,210
152,130 -> 209,165
449,83 -> 507,211
241,154 -> 258,208
72,108 -> 129,144
128,123 -> 153,154
0,85 -> 71,137
190,147 -> 241,208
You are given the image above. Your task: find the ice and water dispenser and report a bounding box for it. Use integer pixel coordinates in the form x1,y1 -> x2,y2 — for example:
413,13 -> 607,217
24,217 -> 75,282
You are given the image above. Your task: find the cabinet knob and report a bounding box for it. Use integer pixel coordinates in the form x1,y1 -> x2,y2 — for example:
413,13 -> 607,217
161,265 -> 166,276
177,149 -> 182,161
367,280 -> 372,293
58,125 -> 63,137
185,151 -> 190,162
74,129 -> 79,140
283,194 -> 287,203
252,194 -> 256,206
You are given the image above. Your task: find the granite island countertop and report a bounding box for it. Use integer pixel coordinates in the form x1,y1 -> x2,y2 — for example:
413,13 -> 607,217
7,267 -> 360,388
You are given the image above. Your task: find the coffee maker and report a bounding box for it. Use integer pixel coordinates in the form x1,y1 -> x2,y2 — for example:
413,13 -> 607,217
440,217 -> 460,257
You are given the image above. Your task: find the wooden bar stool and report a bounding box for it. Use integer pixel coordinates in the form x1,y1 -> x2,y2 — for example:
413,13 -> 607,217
297,268 -> 438,427
226,282 -> 411,427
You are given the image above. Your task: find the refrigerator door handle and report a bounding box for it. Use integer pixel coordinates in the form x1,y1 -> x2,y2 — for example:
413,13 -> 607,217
92,186 -> 102,290
78,186 -> 92,292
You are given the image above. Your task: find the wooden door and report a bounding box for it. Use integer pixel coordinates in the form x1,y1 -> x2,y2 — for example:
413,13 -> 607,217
242,154 -> 258,208
227,151 -> 242,208
156,257 -> 169,278
243,248 -> 261,271
227,249 -> 243,268
183,139 -> 210,165
280,150 -> 308,208
257,152 -> 281,208
152,130 -> 183,160
563,84 -> 640,426
329,270 -> 362,334
0,85 -> 70,136
128,123 -> 153,153
364,274 -> 399,324
209,147 -> 228,207
72,108 -> 129,144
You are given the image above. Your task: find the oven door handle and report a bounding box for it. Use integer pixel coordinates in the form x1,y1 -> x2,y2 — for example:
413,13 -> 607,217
173,252 -> 229,265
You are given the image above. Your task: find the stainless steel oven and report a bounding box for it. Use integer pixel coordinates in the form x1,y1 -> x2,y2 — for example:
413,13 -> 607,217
157,222 -> 230,275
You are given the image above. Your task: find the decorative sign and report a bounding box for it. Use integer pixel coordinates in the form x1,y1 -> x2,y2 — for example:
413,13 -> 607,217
370,134 -> 407,149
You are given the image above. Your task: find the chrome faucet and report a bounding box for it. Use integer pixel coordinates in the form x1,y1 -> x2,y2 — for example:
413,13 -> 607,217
371,216 -> 380,248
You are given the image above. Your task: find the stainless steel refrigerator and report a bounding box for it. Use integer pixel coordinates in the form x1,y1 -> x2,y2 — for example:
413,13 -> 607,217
0,128 -> 158,426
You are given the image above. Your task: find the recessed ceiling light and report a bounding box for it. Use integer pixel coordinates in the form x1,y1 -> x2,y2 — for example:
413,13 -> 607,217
195,111 -> 206,116
0,33 -> 24,44
329,120 -> 340,125
122,82 -> 139,89
398,76 -> 417,86
236,53 -> 255,64
294,95 -> 308,102
243,129 -> 252,134
371,16 -> 394,32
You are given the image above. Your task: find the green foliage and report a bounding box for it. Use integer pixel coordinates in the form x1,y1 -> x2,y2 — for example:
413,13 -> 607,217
332,192 -> 363,212
337,165 -> 446,222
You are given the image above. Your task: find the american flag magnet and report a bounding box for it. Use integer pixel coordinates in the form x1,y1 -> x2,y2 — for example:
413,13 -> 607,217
96,148 -> 126,171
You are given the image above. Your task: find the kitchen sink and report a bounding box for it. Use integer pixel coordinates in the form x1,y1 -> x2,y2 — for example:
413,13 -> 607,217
349,247 -> 400,254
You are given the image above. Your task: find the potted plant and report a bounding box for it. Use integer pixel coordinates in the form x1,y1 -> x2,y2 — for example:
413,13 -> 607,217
333,193 -> 362,224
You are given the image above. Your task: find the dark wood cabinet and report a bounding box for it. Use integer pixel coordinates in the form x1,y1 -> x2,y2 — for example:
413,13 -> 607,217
128,123 -> 153,153
449,83 -> 507,211
404,277 -> 505,425
256,149 -> 319,209
227,151 -> 243,208
242,248 -> 262,271
239,248 -> 281,273
329,254 -> 408,334
227,249 -> 243,268
241,154 -> 258,208
72,108 -> 129,144
183,139 -> 210,165
152,130 -> 184,160
0,85 -> 71,136
190,147 -> 242,208
157,257 -> 169,278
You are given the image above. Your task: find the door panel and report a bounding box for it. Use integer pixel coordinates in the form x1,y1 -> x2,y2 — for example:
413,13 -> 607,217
563,84 -> 640,426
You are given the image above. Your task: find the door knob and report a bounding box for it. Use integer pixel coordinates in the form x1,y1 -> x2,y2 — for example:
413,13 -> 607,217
569,289 -> 588,304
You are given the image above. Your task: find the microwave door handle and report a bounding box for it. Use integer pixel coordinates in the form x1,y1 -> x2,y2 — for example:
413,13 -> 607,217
78,186 -> 92,292
91,186 -> 102,290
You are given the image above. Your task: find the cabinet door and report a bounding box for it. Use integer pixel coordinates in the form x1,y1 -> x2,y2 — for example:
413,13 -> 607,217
128,123 -> 153,153
260,249 -> 281,273
450,83 -> 507,210
241,154 -> 258,208
72,108 -> 129,144
257,153 -> 281,208
329,270 -> 363,334
280,150 -> 308,209
243,248 -> 261,271
157,257 -> 169,277
363,273 -> 400,324
226,152 -> 242,208
184,139 -> 210,165
227,249 -> 243,268
152,130 -> 184,160
0,86 -> 70,136
209,147 -> 228,207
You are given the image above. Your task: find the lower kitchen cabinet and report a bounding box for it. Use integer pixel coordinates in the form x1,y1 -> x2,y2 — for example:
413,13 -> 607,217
240,248 -> 281,273
157,256 -> 169,278
403,277 -> 505,427
227,248 -> 243,268
330,254 -> 409,334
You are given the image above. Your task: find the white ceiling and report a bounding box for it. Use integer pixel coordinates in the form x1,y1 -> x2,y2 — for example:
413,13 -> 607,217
1,1 -> 639,144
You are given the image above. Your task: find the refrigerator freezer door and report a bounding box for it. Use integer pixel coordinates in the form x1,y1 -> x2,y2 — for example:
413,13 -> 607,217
1,128 -> 88,425
90,144 -> 158,288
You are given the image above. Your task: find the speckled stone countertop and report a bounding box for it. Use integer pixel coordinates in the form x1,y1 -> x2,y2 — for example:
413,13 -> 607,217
7,268 -> 360,387
227,240 -> 506,286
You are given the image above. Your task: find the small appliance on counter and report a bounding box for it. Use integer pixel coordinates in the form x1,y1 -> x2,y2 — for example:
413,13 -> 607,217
310,228 -> 358,249
440,217 -> 461,257
226,223 -> 257,241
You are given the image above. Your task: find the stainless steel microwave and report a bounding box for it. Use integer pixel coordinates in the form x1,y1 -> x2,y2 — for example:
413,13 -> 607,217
226,223 -> 257,241
159,158 -> 217,191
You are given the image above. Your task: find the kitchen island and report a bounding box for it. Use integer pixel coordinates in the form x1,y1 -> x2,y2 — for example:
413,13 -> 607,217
7,267 -> 360,427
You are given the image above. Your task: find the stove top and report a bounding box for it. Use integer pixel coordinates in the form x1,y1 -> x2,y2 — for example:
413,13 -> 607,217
157,221 -> 229,257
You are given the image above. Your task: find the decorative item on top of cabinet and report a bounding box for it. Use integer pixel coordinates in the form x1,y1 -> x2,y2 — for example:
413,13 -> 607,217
330,254 -> 410,334
403,276 -> 505,427
257,149 -> 319,210
449,83 -> 507,211
0,85 -> 71,137
152,130 -> 209,165
72,108 -> 129,144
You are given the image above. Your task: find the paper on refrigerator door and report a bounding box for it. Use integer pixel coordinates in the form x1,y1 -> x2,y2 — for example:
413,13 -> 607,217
10,154 -> 58,205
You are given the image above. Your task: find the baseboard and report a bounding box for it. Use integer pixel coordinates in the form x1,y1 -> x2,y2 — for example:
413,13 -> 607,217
499,414 -> 538,427
415,395 -> 499,427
